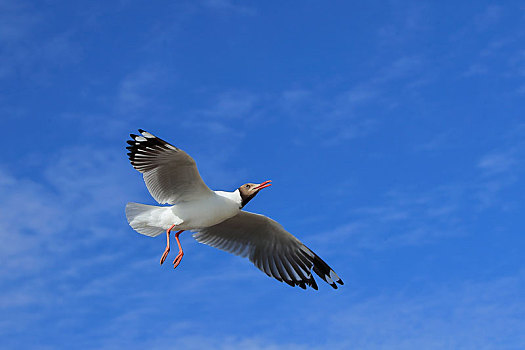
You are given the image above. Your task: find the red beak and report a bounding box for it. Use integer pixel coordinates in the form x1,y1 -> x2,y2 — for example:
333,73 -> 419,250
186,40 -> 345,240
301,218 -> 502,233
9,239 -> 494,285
253,180 -> 272,190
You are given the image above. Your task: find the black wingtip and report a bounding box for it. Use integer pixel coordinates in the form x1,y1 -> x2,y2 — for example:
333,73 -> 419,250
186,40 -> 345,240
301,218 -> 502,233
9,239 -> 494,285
308,249 -> 344,290
138,128 -> 145,133
311,282 -> 319,291
283,279 -> 295,287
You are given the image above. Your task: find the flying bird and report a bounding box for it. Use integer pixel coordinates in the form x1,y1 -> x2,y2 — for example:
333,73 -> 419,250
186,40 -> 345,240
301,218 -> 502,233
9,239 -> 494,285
125,129 -> 343,290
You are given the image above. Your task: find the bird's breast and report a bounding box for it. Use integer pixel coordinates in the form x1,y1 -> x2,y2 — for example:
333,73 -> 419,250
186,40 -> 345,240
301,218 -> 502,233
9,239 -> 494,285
171,194 -> 240,229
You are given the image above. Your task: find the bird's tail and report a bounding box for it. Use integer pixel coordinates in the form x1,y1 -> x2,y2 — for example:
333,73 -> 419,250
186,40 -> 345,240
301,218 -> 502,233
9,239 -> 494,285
125,202 -> 170,237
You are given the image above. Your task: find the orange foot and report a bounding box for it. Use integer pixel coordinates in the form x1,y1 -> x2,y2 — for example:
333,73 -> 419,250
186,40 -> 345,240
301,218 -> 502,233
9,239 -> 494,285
173,251 -> 184,269
160,246 -> 170,265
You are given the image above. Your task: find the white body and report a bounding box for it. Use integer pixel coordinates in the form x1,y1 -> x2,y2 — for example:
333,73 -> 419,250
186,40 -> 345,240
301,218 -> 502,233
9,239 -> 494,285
173,190 -> 242,229
125,190 -> 242,236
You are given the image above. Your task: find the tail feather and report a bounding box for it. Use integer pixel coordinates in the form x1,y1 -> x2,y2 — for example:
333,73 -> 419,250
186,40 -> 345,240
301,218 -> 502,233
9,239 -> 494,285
125,202 -> 178,237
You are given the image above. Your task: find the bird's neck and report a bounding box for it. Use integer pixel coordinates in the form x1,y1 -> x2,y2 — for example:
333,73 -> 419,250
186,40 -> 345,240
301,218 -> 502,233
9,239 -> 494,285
214,189 -> 243,208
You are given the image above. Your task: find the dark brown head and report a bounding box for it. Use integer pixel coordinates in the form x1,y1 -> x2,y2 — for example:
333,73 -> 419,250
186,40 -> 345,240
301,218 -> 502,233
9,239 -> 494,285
238,180 -> 272,208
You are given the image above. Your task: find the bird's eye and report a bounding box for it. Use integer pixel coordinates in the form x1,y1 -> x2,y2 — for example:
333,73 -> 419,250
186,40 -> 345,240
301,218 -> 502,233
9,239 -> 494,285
246,185 -> 250,189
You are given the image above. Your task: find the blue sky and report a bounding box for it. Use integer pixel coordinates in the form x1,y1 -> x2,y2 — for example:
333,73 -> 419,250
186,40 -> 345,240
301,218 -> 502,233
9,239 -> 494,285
1,0 -> 524,348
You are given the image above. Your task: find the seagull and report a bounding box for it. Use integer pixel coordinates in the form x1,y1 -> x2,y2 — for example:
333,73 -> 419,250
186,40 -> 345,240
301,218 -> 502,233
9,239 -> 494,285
125,129 -> 344,290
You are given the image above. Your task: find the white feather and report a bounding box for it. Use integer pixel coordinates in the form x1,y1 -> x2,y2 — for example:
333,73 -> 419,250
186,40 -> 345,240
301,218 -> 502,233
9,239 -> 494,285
125,202 -> 182,237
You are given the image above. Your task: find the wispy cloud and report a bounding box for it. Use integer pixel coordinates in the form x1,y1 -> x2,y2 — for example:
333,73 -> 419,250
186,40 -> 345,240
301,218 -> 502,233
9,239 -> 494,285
0,170 -> 64,277
456,4 -> 524,84
116,65 -> 171,115
314,121 -> 525,253
0,0 -> 80,80
308,184 -> 464,252
377,2 -> 429,47
329,272 -> 525,349
192,90 -> 260,121
57,268 -> 525,350
280,55 -> 428,146
414,129 -> 460,152
173,89 -> 264,186
463,63 -> 489,77
474,125 -> 525,208
478,151 -> 516,175
0,0 -> 39,44
0,144 -> 134,294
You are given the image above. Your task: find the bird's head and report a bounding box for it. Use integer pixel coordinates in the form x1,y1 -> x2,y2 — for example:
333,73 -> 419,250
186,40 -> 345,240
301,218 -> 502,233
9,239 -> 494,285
238,180 -> 272,208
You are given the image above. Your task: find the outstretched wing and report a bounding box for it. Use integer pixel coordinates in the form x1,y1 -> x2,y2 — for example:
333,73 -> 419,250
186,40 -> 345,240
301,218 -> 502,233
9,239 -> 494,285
127,129 -> 214,204
193,211 -> 344,290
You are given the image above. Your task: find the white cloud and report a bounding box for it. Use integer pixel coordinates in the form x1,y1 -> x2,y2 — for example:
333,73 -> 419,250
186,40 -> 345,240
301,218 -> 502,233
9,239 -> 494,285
0,144 -> 136,298
0,0 -> 80,80
279,55 -> 428,146
116,66 -> 168,115
478,151 -> 516,174
79,269 -> 525,350
474,127 -> 525,208
313,122 -> 525,253
196,90 -> 259,120
329,272 -> 525,349
0,0 -> 39,44
308,184 -> 464,252
463,63 -> 489,77
376,3 -> 429,47
0,170 -> 66,276
415,130 -> 459,152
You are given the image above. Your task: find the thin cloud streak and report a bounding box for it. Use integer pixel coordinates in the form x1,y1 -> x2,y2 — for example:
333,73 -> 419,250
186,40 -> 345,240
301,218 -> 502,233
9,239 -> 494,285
329,272 -> 525,350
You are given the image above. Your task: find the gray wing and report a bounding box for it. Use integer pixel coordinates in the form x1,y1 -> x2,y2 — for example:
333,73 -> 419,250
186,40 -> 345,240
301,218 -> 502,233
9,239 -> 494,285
127,129 -> 214,204
193,211 -> 344,290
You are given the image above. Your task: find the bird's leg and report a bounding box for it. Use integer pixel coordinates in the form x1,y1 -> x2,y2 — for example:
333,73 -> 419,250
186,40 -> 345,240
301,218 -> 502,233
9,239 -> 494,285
172,230 -> 185,269
160,224 -> 177,265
